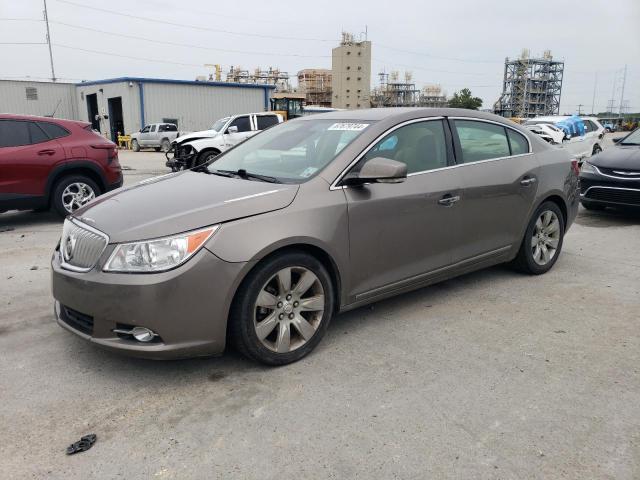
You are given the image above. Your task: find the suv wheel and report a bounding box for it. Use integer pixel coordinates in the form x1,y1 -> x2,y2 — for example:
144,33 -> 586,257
512,201 -> 565,275
52,175 -> 100,217
229,252 -> 335,365
196,150 -> 220,167
131,139 -> 140,152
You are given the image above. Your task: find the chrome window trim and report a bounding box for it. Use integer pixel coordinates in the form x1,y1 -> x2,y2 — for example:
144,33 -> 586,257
60,218 -> 110,273
589,164 -> 640,181
330,116 -> 533,190
581,185 -> 640,197
448,116 -> 533,154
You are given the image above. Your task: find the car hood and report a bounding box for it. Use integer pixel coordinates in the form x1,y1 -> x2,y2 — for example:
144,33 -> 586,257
73,172 -> 299,243
175,130 -> 220,144
590,146 -> 640,169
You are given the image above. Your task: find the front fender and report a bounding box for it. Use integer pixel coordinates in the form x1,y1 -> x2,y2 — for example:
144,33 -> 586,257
185,137 -> 224,153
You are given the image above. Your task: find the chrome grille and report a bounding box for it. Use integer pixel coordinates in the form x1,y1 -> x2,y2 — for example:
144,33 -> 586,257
60,219 -> 109,272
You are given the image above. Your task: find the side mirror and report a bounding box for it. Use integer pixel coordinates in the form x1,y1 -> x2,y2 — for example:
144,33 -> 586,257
342,157 -> 407,186
227,126 -> 238,134
612,137 -> 622,144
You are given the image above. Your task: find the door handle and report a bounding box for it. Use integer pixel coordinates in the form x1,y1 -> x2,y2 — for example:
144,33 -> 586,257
520,176 -> 537,186
438,194 -> 461,206
38,149 -> 56,156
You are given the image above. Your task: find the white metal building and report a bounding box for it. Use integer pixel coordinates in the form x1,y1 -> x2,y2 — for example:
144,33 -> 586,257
0,77 -> 275,141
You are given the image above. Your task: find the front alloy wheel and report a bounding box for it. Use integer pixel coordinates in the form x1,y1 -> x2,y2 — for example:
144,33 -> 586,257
230,252 -> 334,365
254,267 -> 325,353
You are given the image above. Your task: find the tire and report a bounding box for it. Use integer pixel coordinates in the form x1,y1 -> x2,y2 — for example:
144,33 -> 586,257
592,144 -> 602,155
131,139 -> 140,152
229,251 -> 335,365
51,175 -> 101,217
512,201 -> 565,275
161,139 -> 171,152
581,201 -> 605,211
195,149 -> 220,167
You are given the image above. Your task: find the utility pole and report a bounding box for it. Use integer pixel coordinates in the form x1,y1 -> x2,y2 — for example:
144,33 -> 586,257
43,0 -> 56,82
577,104 -> 583,115
618,64 -> 627,119
591,72 -> 597,115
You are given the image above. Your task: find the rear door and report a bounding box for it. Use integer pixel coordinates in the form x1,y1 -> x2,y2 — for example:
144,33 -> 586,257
344,118 -> 464,299
450,118 -> 539,262
0,119 -> 66,197
254,114 -> 280,133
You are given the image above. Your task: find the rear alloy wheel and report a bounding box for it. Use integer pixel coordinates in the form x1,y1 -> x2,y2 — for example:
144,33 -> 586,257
512,201 -> 565,275
131,139 -> 140,152
230,252 -> 334,365
52,175 -> 100,217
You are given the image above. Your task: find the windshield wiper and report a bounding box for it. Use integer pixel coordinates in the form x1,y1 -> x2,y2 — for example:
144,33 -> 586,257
206,168 -> 235,178
619,142 -> 640,146
216,169 -> 280,183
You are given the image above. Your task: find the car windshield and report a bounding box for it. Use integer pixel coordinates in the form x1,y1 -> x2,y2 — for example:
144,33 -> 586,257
620,129 -> 640,145
210,118 -> 229,132
207,119 -> 373,183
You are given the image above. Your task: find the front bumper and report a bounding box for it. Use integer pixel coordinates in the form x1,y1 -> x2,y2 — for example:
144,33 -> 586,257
580,174 -> 640,208
51,247 -> 246,359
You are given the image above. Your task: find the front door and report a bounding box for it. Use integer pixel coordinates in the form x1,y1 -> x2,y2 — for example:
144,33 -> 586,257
344,119 -> 463,299
450,118 -> 539,262
224,116 -> 254,147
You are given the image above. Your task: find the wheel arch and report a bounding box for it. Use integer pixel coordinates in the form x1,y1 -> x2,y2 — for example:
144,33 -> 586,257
45,161 -> 107,205
229,241 -> 343,317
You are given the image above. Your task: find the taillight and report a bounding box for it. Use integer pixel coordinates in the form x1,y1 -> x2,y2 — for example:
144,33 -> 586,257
91,144 -> 118,163
570,159 -> 580,176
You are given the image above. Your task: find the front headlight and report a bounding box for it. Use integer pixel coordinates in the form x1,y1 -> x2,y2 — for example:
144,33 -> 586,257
103,225 -> 219,273
581,161 -> 597,174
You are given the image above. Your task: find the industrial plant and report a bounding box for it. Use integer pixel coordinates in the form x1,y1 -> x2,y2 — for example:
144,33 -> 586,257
493,49 -> 564,118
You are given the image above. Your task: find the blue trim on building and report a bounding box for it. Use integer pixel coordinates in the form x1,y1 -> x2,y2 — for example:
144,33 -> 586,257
75,77 -> 276,92
137,82 -> 145,127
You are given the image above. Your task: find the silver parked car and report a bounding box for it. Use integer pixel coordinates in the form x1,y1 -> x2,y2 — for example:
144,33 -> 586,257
51,108 -> 580,365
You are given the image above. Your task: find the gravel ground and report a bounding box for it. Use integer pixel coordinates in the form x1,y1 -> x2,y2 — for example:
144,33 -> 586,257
0,135 -> 638,479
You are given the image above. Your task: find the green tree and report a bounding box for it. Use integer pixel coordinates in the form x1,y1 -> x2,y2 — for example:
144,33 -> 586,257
448,88 -> 483,110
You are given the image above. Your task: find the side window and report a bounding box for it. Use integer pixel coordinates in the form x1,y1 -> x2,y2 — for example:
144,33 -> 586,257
150,125 -> 157,133
158,124 -> 167,132
583,120 -> 597,133
256,115 -> 279,130
507,129 -> 529,155
141,126 -> 150,133
360,120 -> 448,174
37,122 -> 69,139
0,120 -> 31,147
454,120 -> 510,163
28,122 -> 49,144
228,116 -> 251,133
164,124 -> 177,132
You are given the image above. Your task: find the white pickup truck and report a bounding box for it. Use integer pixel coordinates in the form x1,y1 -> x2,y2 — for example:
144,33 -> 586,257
130,123 -> 187,152
166,112 -> 282,171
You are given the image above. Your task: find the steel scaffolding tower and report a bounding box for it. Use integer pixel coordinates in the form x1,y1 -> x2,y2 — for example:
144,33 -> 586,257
494,50 -> 564,118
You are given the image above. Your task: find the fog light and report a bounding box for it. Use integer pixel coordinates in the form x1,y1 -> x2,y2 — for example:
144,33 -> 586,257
131,327 -> 156,343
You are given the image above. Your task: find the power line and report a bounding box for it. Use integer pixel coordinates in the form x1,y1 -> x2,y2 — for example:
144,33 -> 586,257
376,44 -> 502,64
53,0 -> 336,43
0,42 -> 48,45
0,18 -> 44,22
49,21 -> 330,58
53,43 -> 204,67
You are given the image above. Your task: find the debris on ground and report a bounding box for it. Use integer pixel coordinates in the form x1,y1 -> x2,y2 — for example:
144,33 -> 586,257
66,434 -> 97,455
30,266 -> 38,271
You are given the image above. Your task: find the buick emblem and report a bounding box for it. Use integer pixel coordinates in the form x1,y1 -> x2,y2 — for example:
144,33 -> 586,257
63,234 -> 77,261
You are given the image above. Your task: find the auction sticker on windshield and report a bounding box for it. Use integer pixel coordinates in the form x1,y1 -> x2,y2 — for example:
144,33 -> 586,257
328,123 -> 370,131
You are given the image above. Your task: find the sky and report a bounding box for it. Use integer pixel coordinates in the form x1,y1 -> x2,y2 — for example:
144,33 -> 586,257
1,0 -> 639,114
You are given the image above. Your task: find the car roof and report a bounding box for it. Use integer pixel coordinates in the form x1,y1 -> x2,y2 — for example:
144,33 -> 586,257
296,107 -> 516,123
528,115 -> 601,122
0,113 -> 90,128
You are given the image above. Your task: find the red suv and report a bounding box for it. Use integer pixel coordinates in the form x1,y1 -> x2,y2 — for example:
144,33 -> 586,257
0,114 -> 123,217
